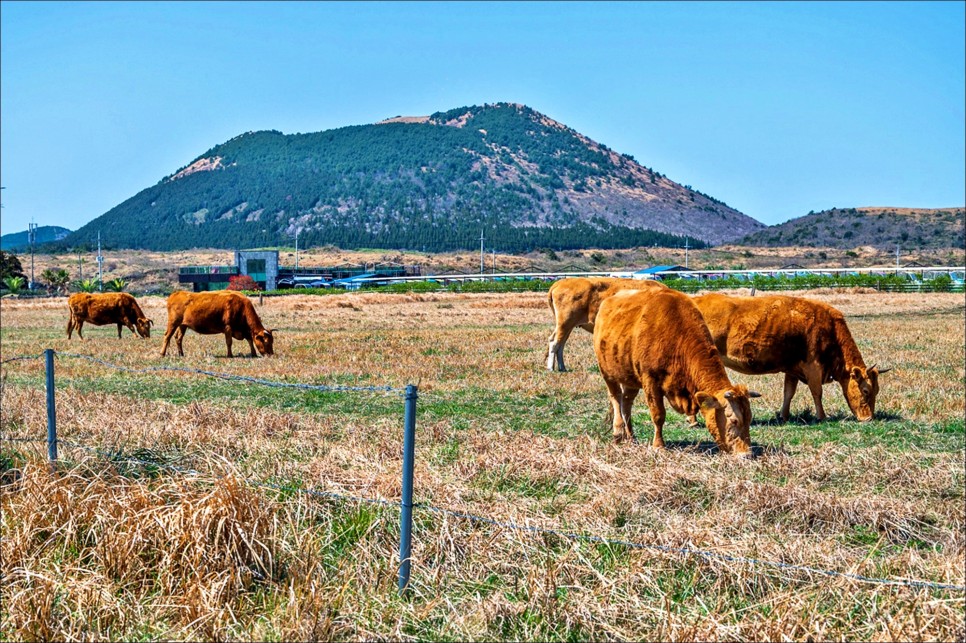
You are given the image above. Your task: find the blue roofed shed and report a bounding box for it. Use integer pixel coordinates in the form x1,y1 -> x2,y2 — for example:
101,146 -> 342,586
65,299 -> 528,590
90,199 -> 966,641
632,265 -> 694,280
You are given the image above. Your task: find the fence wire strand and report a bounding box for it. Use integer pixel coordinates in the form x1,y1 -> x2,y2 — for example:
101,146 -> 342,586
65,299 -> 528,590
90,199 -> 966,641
0,353 -> 45,365
55,351 -> 403,394
3,349 -> 965,594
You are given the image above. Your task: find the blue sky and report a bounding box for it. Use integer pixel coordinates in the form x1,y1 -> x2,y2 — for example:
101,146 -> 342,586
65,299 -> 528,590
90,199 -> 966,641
1,1 -> 963,238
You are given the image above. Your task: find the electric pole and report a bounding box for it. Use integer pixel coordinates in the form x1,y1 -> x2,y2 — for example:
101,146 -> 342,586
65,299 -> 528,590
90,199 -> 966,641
480,228 -> 485,274
895,244 -> 900,271
682,237 -> 691,269
295,228 -> 300,271
28,220 -> 37,291
96,232 -> 104,291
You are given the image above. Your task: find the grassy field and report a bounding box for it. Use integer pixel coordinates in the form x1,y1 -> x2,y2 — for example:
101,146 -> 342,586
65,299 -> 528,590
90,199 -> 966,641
1,288 -> 964,641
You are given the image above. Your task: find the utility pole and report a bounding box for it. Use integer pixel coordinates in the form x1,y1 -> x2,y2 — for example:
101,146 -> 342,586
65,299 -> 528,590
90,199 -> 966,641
492,249 -> 496,274
295,228 -> 300,271
28,220 -> 37,291
480,228 -> 485,275
683,237 -> 691,269
895,244 -> 900,271
96,232 -> 104,291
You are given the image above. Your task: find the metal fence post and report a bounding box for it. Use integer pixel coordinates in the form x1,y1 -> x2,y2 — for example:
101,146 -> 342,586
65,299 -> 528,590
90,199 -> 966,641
44,349 -> 57,463
398,383 -> 418,595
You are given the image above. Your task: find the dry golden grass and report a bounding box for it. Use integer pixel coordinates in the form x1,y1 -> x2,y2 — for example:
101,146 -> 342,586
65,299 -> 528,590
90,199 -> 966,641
1,289 -> 964,641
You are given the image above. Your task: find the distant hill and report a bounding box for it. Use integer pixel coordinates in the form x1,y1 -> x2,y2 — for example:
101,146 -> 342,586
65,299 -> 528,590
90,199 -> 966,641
56,103 -> 765,253
1,225 -> 72,252
739,207 -> 965,250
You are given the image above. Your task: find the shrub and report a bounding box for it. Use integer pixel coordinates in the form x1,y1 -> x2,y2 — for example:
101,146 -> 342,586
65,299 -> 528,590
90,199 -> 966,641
228,274 -> 260,291
76,278 -> 99,293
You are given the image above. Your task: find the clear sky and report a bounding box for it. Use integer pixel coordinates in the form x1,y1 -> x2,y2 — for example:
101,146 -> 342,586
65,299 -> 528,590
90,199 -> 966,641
1,1 -> 964,237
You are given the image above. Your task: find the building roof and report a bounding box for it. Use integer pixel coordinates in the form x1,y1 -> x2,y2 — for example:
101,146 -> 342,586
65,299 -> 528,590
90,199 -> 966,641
331,273 -> 378,285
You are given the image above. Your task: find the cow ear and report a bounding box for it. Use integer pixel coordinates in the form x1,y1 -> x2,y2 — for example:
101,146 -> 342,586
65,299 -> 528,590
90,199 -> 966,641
850,366 -> 862,380
696,391 -> 720,411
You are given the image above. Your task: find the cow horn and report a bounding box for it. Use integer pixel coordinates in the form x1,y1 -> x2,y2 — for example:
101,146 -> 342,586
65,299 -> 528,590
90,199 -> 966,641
148,319 -> 154,327
724,390 -> 734,399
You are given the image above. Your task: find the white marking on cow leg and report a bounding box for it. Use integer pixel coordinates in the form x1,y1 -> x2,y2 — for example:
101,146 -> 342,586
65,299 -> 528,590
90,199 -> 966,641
620,387 -> 639,442
546,337 -> 558,371
604,380 -> 626,442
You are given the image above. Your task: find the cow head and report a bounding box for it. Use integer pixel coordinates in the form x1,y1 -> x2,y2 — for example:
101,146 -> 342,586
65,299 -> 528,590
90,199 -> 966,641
253,328 -> 275,356
695,385 -> 761,457
136,317 -> 153,339
844,365 -> 889,421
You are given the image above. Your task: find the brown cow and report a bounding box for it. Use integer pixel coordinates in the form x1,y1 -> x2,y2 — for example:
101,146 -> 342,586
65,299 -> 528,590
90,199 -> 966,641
67,292 -> 153,340
546,277 -> 668,371
692,293 -> 889,422
160,290 -> 275,357
594,289 -> 760,456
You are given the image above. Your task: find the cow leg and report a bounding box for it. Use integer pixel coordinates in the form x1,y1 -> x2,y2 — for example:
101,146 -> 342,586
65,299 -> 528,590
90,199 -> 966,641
175,326 -> 187,357
66,315 -> 75,339
619,386 -> 639,443
644,382 -> 667,449
804,367 -> 827,421
781,373 -> 799,422
224,331 -> 234,358
604,379 -> 630,443
547,324 -> 575,372
161,322 -> 179,356
117,323 -> 124,339
75,320 -> 85,340
247,337 -> 257,357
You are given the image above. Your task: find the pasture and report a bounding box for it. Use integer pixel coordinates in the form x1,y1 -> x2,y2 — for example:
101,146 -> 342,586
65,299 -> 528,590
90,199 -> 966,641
1,288 -> 964,641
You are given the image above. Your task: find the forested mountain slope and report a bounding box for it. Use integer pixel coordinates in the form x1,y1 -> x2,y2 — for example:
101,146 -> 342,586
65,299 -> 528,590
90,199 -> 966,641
59,103 -> 765,252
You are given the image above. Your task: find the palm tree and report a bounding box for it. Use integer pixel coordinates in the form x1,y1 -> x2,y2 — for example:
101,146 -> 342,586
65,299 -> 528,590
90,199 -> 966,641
40,268 -> 58,296
3,276 -> 25,294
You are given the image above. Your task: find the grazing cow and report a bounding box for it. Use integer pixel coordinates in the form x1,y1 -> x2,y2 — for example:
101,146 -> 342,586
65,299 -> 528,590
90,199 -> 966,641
594,289 -> 760,456
160,290 -> 275,358
546,277 -> 668,371
692,293 -> 888,422
67,292 -> 153,340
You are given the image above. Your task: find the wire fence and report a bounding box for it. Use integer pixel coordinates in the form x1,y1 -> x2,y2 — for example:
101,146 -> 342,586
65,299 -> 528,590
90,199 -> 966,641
2,350 -> 965,595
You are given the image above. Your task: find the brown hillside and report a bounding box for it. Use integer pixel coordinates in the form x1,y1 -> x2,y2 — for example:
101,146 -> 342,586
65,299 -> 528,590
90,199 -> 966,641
740,207 -> 964,250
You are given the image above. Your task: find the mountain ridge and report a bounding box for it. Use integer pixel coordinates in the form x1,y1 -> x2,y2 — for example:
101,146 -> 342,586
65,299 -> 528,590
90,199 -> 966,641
739,206 -> 965,250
